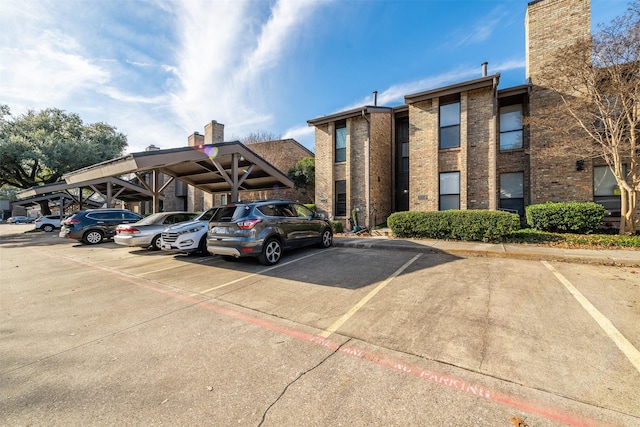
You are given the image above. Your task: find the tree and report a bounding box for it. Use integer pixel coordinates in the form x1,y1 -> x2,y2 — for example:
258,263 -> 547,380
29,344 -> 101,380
241,131 -> 281,145
528,4 -> 639,234
0,106 -> 128,214
288,157 -> 315,199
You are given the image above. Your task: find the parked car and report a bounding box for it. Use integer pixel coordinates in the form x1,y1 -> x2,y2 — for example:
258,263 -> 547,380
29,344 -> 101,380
34,214 -> 62,232
7,216 -> 35,224
114,211 -> 197,250
161,207 -> 221,255
207,200 -> 333,265
59,208 -> 143,244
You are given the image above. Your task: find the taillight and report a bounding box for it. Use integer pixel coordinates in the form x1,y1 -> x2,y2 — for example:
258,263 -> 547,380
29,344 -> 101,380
237,219 -> 261,230
117,226 -> 140,234
66,219 -> 81,225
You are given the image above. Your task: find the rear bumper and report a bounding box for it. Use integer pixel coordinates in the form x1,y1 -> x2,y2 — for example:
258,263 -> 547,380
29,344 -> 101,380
206,236 -> 263,257
114,235 -> 152,247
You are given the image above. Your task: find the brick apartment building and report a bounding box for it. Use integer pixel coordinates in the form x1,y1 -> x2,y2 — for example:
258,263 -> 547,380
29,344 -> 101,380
308,0 -> 628,229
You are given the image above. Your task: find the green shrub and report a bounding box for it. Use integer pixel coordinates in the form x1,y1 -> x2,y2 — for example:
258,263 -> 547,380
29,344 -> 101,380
304,203 -> 317,212
331,220 -> 344,233
387,210 -> 520,242
525,202 -> 606,234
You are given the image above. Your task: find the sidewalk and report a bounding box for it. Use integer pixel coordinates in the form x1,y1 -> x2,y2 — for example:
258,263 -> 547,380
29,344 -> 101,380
333,234 -> 640,268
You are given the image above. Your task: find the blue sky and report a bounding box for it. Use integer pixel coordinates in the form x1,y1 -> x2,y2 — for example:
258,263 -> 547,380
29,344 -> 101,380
0,0 -> 631,154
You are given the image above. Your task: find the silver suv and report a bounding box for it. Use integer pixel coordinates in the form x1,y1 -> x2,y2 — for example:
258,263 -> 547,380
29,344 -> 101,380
207,200 -> 333,265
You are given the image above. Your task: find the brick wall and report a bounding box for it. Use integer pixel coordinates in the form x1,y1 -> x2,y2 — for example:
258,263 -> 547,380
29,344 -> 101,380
369,112 -> 393,225
526,0 -> 593,204
314,124 -> 333,216
409,99 -> 438,211
466,88 -> 496,210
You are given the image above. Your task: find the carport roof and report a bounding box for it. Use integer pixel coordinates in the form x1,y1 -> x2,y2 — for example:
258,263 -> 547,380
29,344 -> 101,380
16,177 -> 155,202
63,141 -> 294,194
12,191 -> 102,209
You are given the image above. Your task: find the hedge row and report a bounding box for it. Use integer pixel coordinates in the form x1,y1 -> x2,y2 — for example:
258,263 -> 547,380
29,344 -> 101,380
525,202 -> 606,234
387,210 -> 521,241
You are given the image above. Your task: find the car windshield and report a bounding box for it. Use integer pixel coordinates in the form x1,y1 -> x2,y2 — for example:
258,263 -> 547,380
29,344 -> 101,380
135,213 -> 167,225
195,207 -> 220,222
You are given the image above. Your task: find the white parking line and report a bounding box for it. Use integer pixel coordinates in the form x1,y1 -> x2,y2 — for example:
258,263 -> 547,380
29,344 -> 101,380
542,261 -> 640,373
320,254 -> 422,338
194,249 -> 332,295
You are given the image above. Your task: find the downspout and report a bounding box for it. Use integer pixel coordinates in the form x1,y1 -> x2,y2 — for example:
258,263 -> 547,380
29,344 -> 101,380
491,75 -> 499,211
362,108 -> 371,229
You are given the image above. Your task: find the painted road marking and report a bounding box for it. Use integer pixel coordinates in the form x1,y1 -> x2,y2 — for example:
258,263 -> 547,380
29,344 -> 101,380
194,249 -> 331,295
320,254 -> 422,338
542,260 -> 640,373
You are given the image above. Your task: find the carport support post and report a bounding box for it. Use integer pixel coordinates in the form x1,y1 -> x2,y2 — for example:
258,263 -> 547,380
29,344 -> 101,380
152,170 -> 160,213
231,153 -> 239,202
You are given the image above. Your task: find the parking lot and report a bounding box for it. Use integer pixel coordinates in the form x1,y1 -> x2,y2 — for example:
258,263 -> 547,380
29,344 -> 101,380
1,226 -> 639,426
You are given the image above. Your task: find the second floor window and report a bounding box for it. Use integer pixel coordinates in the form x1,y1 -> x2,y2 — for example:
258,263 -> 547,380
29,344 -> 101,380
439,101 -> 460,149
500,104 -> 523,150
335,120 -> 346,162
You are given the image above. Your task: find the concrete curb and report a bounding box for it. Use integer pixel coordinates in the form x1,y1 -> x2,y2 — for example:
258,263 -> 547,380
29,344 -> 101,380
333,237 -> 640,268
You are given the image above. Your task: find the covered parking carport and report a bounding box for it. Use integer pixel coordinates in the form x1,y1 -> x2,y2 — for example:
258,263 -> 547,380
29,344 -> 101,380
63,141 -> 295,213
15,177 -> 156,214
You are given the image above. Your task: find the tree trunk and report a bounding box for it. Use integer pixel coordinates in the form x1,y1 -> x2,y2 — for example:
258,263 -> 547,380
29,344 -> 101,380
38,200 -> 52,216
620,187 -> 638,235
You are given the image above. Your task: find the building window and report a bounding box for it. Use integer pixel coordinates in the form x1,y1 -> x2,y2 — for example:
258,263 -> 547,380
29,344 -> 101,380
335,180 -> 347,216
439,101 -> 460,149
439,171 -> 460,210
500,172 -> 524,215
220,194 -> 227,205
594,165 -> 623,216
401,142 -> 409,172
335,120 -> 346,163
500,104 -> 523,150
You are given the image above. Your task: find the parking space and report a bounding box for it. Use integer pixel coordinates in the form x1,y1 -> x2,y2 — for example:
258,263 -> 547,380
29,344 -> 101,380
1,229 -> 639,426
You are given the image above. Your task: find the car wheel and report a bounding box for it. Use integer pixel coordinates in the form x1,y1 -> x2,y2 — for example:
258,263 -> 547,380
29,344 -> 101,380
197,236 -> 209,255
151,235 -> 162,251
42,224 -> 54,232
83,230 -> 104,245
319,228 -> 333,248
259,237 -> 282,266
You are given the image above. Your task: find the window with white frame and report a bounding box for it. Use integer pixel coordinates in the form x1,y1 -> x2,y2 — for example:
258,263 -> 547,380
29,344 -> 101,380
439,171 -> 460,210
499,104 -> 523,150
500,172 -> 524,215
439,101 -> 460,149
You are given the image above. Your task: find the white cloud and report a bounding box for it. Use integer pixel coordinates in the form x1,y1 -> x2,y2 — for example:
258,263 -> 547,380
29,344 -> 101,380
0,3 -> 110,109
169,0 -> 328,144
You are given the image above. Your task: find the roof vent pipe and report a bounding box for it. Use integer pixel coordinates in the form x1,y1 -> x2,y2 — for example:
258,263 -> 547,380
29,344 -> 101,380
482,62 -> 488,77
373,91 -> 378,106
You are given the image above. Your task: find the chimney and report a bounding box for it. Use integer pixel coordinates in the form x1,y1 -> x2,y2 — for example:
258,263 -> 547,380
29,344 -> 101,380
482,62 -> 488,77
145,144 -> 160,151
204,120 -> 225,144
373,91 -> 378,106
187,131 -> 205,147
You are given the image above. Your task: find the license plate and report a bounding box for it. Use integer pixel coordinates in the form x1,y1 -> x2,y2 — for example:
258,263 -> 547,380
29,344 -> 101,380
162,243 -> 172,250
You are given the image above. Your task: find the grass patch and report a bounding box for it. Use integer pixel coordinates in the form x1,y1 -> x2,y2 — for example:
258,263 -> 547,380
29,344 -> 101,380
505,229 -> 640,249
